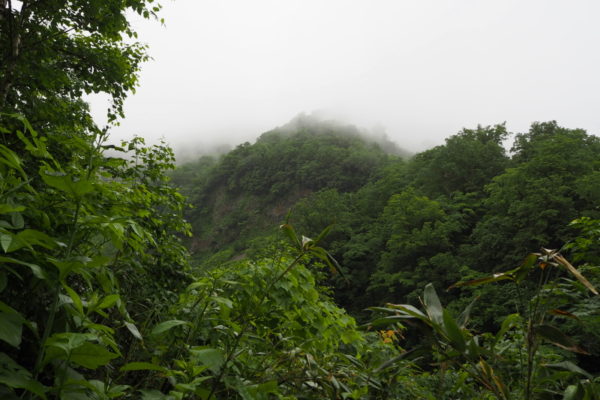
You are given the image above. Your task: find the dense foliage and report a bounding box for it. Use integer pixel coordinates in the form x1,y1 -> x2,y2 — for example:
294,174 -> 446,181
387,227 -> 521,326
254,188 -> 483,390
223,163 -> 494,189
172,117 -> 600,398
2,1 -> 600,399
0,0 -> 159,127
176,121 -> 600,319
173,115 -> 403,260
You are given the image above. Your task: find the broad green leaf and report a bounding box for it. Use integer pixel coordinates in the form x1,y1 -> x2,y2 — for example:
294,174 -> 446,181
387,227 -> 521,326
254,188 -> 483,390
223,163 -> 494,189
387,304 -> 430,325
535,324 -> 588,354
69,342 -> 119,369
279,223 -> 300,249
17,230 -> 55,249
3,230 -> 56,253
60,375 -> 107,397
457,296 -> 478,328
43,333 -> 110,367
150,320 -> 189,336
545,361 -> 592,379
313,224 -> 333,245
442,309 -> 466,352
190,347 -> 225,373
0,256 -> 46,280
0,145 -> 22,170
44,333 -> 92,356
63,285 -> 84,315
85,323 -> 115,336
85,255 -> 112,269
340,329 -> 362,344
212,296 -> 233,310
40,169 -> 94,197
0,145 -> 27,179
97,294 -> 120,309
466,337 -> 480,359
51,259 -> 89,281
121,362 -> 166,372
10,213 -> 24,230
0,353 -> 47,399
125,321 -> 143,340
563,384 -> 584,400
423,283 -> 443,326
233,382 -> 254,400
0,204 -> 25,214
0,234 -> 12,253
0,302 -> 25,347
186,280 -> 209,291
13,114 -> 37,136
15,124 -> 51,159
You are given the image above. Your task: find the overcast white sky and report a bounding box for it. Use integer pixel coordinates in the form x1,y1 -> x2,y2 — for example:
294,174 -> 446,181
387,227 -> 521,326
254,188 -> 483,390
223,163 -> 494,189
89,0 -> 600,156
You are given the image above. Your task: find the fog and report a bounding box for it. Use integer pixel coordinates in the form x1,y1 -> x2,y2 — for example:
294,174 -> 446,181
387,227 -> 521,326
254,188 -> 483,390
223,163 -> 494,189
89,0 -> 600,157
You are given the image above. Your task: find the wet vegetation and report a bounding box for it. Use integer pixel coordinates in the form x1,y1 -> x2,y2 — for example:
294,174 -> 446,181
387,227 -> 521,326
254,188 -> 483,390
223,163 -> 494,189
2,1 -> 600,399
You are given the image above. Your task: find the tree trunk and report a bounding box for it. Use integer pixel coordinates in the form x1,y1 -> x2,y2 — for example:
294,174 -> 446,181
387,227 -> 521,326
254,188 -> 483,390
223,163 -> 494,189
0,0 -> 23,109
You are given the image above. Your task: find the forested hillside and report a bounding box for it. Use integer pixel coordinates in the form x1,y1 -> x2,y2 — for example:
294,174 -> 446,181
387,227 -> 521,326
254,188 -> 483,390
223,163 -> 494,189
2,1 -> 600,399
175,120 -> 600,323
171,114 -> 408,260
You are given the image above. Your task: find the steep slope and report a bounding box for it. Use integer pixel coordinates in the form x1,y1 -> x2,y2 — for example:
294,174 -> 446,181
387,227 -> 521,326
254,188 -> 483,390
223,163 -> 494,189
172,115 -> 409,260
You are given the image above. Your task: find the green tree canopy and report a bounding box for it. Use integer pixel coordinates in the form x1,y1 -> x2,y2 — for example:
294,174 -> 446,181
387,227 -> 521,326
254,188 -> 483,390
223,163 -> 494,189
469,122 -> 600,271
408,124 -> 509,198
0,0 -> 160,131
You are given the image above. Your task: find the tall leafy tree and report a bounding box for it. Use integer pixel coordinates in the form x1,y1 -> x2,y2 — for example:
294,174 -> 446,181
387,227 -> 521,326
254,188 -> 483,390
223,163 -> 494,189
367,188 -> 464,304
469,122 -> 600,272
0,0 -> 160,130
0,2 -> 197,398
0,115 -> 191,398
408,124 -> 509,198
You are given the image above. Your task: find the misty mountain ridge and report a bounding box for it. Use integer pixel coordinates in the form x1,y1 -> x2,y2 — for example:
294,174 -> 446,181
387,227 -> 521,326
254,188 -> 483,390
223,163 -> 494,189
171,115 -> 406,259
173,113 -> 412,163
263,113 -> 412,158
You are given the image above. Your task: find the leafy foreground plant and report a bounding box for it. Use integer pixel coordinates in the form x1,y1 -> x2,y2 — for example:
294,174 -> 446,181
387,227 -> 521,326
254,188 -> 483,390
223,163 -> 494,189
372,248 -> 600,399
126,224 -> 415,399
4,112 -> 600,399
0,114 -> 191,399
